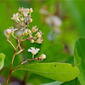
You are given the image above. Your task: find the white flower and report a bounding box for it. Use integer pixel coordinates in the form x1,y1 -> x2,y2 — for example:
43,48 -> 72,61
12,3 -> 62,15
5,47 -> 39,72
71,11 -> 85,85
4,27 -> 17,37
19,7 -> 29,17
11,13 -> 20,22
28,47 -> 40,55
4,29 -> 12,37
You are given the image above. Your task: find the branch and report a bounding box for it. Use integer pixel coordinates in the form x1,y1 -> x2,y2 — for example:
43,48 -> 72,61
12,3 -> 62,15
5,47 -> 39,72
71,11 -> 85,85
7,39 -> 16,50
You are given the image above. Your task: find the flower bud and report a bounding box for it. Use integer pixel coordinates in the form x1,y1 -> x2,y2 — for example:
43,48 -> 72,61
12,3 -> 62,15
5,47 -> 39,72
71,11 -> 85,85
29,18 -> 32,23
32,26 -> 38,32
39,54 -> 46,60
30,39 -> 35,43
20,17 -> 24,21
29,8 -> 33,13
28,29 -> 31,34
36,32 -> 42,38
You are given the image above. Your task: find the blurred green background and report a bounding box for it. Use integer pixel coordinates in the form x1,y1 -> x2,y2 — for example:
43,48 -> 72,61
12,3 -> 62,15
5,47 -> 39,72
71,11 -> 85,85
0,0 -> 85,85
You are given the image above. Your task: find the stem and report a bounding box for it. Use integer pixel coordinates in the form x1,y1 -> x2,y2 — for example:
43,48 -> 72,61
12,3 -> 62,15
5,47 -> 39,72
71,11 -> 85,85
21,58 -> 34,64
13,58 -> 34,71
5,67 -> 12,85
5,51 -> 16,85
5,36 -> 32,85
11,32 -> 17,40
21,37 -> 34,42
13,57 -> 42,72
17,39 -> 22,50
32,54 -> 34,59
11,52 -> 17,65
16,49 -> 24,55
7,39 -> 16,50
6,40 -> 23,85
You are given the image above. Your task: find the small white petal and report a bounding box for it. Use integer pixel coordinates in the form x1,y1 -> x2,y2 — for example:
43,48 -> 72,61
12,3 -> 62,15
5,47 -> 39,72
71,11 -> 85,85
11,13 -> 20,22
28,47 -> 40,55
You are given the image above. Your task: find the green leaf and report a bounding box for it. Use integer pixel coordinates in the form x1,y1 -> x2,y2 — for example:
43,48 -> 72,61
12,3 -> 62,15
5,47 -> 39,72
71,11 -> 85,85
0,53 -> 5,70
74,38 -> 85,85
14,62 -> 79,82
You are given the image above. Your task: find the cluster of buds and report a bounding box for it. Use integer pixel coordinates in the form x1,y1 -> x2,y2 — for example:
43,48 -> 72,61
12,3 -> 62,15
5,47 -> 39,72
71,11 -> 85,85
4,7 -> 46,61
30,26 -> 43,44
4,8 -> 43,44
11,8 -> 33,27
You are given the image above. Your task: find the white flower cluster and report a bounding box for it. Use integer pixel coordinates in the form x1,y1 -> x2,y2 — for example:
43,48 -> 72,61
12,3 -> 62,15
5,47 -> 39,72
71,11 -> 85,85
4,7 -> 43,44
11,8 -> 33,24
4,7 -> 46,60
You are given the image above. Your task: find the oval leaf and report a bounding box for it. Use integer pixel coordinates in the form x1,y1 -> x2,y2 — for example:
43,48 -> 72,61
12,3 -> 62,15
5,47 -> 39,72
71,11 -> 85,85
14,62 -> 79,82
0,53 -> 5,70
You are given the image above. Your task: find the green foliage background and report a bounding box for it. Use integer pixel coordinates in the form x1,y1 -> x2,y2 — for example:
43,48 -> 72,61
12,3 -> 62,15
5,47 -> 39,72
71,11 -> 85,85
0,0 -> 85,85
